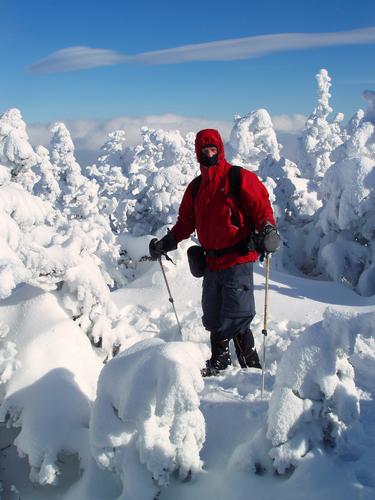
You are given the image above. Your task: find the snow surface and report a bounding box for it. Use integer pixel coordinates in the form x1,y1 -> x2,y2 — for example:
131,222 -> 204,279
1,246 -> 375,499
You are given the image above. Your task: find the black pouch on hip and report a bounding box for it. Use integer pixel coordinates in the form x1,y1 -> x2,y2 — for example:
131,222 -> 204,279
187,246 -> 206,277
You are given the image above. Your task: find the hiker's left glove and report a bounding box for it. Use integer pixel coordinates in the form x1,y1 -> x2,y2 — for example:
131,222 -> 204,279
149,232 -> 177,260
257,223 -> 281,261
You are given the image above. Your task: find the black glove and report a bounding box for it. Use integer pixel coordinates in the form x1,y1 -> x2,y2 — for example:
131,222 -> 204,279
257,223 -> 281,262
149,232 -> 178,260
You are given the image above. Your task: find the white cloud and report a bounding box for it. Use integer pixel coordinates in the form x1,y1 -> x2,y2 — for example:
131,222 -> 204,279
27,114 -> 232,165
28,27 -> 375,74
272,113 -> 306,133
27,112 -> 308,166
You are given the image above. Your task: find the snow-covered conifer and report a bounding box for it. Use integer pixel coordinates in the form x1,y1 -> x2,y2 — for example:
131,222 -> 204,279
308,86 -> 375,294
227,109 -> 281,169
258,155 -> 321,271
33,145 -> 61,204
86,130 -> 128,229
299,69 -> 343,181
50,122 -> 99,219
119,127 -> 198,236
346,108 -> 365,135
0,108 -> 38,191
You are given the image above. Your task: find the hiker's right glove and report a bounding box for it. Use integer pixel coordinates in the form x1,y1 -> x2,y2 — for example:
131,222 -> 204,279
149,232 -> 177,260
257,223 -> 281,261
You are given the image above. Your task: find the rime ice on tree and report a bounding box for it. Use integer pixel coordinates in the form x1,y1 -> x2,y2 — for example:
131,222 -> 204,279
0,108 -> 38,191
227,109 -> 281,168
118,127 -> 198,236
299,69 -> 343,182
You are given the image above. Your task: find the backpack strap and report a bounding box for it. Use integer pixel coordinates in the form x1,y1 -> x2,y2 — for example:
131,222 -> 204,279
191,166 -> 242,203
190,175 -> 202,201
228,165 -> 242,205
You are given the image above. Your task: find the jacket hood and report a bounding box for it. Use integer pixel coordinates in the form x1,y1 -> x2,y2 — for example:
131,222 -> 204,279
195,129 -> 226,164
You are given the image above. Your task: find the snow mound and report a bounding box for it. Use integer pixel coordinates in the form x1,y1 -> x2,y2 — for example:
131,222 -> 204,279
231,309 -> 375,475
90,338 -> 205,499
0,291 -> 101,485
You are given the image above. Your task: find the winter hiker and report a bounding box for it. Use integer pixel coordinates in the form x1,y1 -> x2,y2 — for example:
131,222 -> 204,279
149,129 -> 280,376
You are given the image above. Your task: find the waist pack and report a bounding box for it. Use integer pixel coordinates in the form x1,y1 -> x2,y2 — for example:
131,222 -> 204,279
187,246 -> 206,278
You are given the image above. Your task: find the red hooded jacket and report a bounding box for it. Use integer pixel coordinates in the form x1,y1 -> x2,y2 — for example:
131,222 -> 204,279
170,129 -> 275,271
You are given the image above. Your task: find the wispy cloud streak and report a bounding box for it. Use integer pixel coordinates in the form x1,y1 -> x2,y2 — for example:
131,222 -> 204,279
28,27 -> 375,74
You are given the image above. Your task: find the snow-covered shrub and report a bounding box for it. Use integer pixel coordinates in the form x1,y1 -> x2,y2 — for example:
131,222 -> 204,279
299,69 -> 343,182
227,109 -> 281,168
118,127 -> 198,236
231,309 -> 374,475
90,338 -> 205,499
0,108 -> 38,191
311,103 -> 375,294
61,255 -> 121,352
0,290 -> 101,485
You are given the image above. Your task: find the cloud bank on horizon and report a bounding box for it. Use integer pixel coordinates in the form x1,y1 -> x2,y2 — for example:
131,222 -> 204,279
28,27 -> 375,74
26,112 -> 306,166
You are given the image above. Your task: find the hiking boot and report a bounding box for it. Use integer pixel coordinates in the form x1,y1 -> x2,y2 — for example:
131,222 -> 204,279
234,331 -> 262,369
201,336 -> 231,377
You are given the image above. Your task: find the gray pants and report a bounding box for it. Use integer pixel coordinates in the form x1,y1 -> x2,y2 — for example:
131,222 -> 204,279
202,262 -> 255,341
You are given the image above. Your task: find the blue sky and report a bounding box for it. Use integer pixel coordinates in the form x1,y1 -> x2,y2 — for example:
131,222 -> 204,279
2,0 -> 375,126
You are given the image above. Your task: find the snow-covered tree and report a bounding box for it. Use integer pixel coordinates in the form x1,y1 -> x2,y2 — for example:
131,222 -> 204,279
304,89 -> 375,293
0,165 -> 54,299
86,130 -> 128,231
230,308 -> 373,476
50,122 -> 100,219
33,145 -> 61,204
346,108 -> 365,136
91,339 -> 205,499
87,130 -> 127,199
259,155 -> 321,272
0,108 -> 38,191
119,127 -> 198,236
227,109 -> 281,169
299,69 -> 343,182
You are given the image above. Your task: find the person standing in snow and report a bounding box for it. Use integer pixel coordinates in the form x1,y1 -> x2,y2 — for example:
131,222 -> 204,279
150,129 -> 280,376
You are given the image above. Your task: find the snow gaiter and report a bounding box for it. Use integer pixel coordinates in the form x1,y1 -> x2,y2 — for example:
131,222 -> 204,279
234,330 -> 261,369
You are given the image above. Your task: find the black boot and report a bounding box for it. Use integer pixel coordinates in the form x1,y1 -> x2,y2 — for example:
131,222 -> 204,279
201,334 -> 231,377
234,330 -> 262,369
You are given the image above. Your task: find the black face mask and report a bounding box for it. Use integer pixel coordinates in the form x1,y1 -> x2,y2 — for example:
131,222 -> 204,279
200,153 -> 219,167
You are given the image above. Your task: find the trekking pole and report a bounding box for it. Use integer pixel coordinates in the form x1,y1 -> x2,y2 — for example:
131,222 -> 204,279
158,256 -> 183,337
261,255 -> 271,399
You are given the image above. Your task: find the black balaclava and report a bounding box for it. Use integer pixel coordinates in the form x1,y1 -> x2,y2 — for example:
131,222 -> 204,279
200,143 -> 219,167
